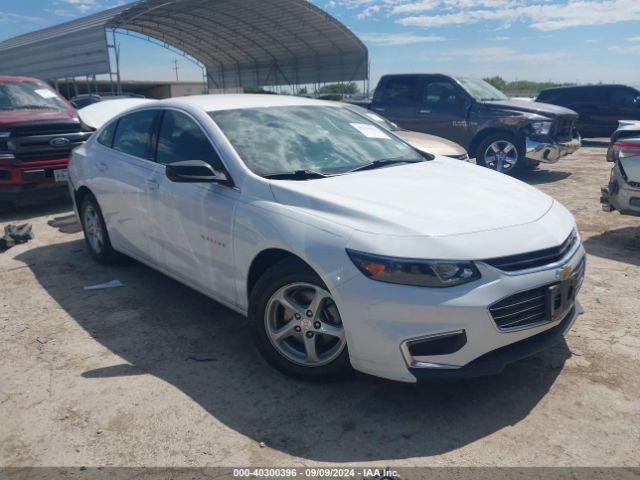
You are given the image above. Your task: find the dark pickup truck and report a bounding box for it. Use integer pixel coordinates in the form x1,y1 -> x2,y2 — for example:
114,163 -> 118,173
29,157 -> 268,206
365,74 -> 581,173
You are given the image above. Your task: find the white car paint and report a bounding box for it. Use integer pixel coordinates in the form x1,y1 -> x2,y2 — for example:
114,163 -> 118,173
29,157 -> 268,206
69,94 -> 585,383
78,98 -> 157,129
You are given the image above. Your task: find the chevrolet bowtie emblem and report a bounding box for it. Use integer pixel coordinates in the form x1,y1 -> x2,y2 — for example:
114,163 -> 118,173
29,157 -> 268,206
559,265 -> 573,281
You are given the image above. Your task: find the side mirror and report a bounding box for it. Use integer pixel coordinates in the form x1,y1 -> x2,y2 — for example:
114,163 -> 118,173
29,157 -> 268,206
166,160 -> 229,184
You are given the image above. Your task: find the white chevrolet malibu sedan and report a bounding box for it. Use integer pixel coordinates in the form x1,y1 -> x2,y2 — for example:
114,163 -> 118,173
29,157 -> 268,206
69,94 -> 585,383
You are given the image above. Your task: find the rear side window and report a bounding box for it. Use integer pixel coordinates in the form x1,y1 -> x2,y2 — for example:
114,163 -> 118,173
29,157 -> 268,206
112,110 -> 157,160
97,120 -> 118,148
156,110 -> 224,170
379,77 -> 417,105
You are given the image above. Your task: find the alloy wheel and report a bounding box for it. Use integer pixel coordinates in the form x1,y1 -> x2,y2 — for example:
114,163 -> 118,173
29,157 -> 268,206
264,282 -> 346,367
484,140 -> 518,172
83,204 -> 104,254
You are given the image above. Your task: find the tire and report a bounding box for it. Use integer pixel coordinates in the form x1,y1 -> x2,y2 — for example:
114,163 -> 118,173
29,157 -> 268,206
249,258 -> 352,381
79,193 -> 121,264
475,133 -> 524,174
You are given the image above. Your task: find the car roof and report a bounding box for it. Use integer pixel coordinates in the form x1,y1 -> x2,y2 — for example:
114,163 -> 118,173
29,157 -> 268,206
158,94 -> 340,112
540,84 -> 634,93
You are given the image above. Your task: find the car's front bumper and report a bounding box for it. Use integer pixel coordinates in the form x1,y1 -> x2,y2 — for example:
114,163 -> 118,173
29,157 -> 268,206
526,135 -> 581,163
332,243 -> 586,383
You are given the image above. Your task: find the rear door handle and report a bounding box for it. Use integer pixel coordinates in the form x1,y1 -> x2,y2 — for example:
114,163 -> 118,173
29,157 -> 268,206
373,107 -> 385,112
98,162 -> 108,172
419,109 -> 431,114
145,179 -> 159,191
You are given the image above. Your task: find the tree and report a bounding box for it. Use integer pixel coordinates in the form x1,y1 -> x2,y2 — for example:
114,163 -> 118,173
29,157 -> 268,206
318,82 -> 360,95
483,75 -> 508,91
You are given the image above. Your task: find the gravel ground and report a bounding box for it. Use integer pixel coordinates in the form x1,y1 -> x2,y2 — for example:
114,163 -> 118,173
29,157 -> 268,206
0,143 -> 638,468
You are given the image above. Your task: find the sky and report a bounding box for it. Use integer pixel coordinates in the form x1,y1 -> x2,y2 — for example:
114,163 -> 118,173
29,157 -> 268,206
1,0 -> 639,86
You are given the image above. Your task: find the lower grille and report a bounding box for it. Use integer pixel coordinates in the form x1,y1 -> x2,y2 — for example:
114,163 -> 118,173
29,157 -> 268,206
490,286 -> 547,329
484,230 -> 578,272
490,258 -> 585,330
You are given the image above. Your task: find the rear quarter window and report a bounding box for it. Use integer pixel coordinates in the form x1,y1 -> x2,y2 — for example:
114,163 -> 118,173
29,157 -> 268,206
97,120 -> 118,148
112,110 -> 158,160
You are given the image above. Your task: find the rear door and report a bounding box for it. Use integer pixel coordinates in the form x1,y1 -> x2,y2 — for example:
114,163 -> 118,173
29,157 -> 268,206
371,76 -> 422,131
95,109 -> 161,262
417,76 -> 470,144
148,109 -> 239,305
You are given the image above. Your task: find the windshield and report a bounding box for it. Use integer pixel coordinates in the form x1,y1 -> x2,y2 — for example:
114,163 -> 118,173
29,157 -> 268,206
209,105 -> 421,177
0,81 -> 68,111
346,104 -> 400,131
456,77 -> 507,102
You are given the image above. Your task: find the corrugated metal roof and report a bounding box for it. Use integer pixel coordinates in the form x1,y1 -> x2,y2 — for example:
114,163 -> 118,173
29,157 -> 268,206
0,0 -> 368,87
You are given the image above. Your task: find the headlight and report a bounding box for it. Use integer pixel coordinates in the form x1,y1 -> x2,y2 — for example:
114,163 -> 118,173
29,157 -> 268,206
346,249 -> 481,288
529,121 -> 553,136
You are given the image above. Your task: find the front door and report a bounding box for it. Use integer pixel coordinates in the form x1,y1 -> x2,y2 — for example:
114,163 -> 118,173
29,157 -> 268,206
417,77 -> 470,145
150,109 -> 239,306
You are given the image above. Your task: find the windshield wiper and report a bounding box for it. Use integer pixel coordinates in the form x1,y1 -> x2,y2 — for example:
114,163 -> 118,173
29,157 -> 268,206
15,105 -> 55,110
264,169 -> 330,180
345,158 -> 424,174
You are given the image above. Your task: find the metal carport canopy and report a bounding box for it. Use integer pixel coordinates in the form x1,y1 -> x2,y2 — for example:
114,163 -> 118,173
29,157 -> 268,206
0,0 -> 369,88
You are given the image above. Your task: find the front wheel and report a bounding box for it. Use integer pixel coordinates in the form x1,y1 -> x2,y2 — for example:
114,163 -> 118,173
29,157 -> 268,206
475,134 -> 524,174
249,258 -> 352,381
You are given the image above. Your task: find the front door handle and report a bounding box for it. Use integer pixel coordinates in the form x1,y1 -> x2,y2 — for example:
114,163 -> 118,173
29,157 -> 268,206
145,179 -> 159,191
98,162 -> 108,172
419,109 -> 431,114
373,107 -> 386,112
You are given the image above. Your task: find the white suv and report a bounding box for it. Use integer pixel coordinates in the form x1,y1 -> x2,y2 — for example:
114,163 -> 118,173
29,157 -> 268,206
69,95 -> 585,383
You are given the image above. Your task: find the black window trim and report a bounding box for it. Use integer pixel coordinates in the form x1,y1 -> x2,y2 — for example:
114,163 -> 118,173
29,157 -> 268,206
151,106 -> 236,189
96,118 -> 120,149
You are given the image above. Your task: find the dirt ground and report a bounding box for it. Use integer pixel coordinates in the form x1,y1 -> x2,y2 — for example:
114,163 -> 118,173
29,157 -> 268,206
0,142 -> 639,468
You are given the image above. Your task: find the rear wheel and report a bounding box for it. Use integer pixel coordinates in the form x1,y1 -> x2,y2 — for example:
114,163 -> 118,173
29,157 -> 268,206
476,133 -> 524,174
249,258 -> 352,381
80,194 -> 120,264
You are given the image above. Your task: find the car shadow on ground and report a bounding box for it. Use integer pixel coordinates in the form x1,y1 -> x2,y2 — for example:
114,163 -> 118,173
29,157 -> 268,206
515,168 -> 572,185
0,197 -> 73,224
16,240 -> 571,462
583,226 -> 640,267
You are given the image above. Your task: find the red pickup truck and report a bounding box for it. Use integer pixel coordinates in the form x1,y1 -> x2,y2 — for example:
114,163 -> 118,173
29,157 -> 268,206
0,76 -> 93,210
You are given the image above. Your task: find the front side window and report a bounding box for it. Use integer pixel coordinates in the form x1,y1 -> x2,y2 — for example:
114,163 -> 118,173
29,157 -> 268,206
112,110 -> 157,159
0,81 -> 67,111
423,81 -> 463,107
210,106 -> 422,177
156,110 -> 223,170
610,88 -> 639,107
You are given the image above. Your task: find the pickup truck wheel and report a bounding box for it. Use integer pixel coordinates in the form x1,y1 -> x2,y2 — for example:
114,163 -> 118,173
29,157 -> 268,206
80,194 -> 120,264
249,258 -> 352,381
476,134 -> 523,174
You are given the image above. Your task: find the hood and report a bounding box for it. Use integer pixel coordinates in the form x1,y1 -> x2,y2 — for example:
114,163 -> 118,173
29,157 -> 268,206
395,131 -> 467,157
484,99 -> 578,118
78,98 -> 158,129
270,157 -> 554,237
0,107 -> 78,127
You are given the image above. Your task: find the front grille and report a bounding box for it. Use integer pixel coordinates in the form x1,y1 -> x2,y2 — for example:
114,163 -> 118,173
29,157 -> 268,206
2,123 -> 92,163
490,286 -> 548,329
554,117 -> 575,141
489,258 -> 585,330
484,230 -> 578,272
